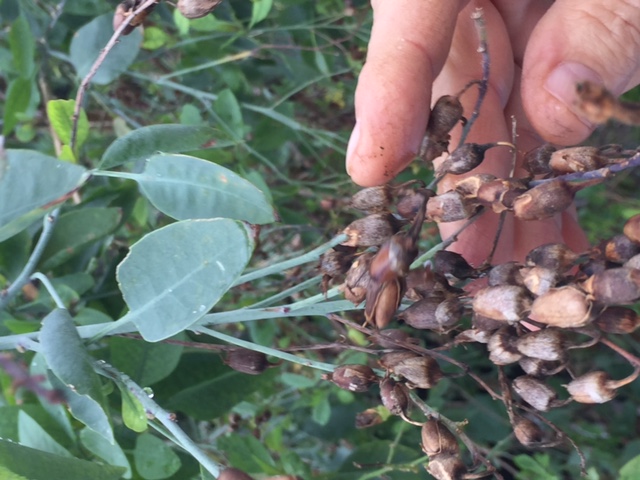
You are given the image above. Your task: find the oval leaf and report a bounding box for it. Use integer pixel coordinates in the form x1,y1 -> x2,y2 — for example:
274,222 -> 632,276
136,154 -> 276,224
69,14 -> 141,85
17,411 -> 72,458
117,219 -> 254,341
99,124 -> 219,170
80,428 -> 132,479
134,433 -> 181,480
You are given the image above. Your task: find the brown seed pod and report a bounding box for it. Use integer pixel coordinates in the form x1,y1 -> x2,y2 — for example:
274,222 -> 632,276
512,375 -> 566,411
395,188 -> 435,220
425,453 -> 467,480
549,146 -> 603,174
525,243 -> 579,272
488,326 -> 522,365
454,173 -> 497,199
623,214 -> 640,244
177,0 -> 223,19
437,142 -> 496,176
426,190 -> 478,223
521,266 -> 559,297
427,95 -> 464,140
225,348 -> 269,375
355,408 -> 384,429
513,179 -> 575,221
432,251 -> 478,279
344,252 -> 373,305
512,415 -> 546,447
603,234 -> 640,264
342,213 -> 401,247
405,266 -> 455,301
472,285 -> 531,323
380,353 -> 443,389
529,286 -> 592,328
218,468 -> 255,480
379,378 -> 409,416
519,357 -> 566,377
624,253 -> 640,270
594,306 -> 640,334
583,267 -> 640,305
488,261 -> 524,287
350,185 -> 393,213
515,328 -> 566,362
114,0 -> 156,34
364,276 -> 404,329
398,297 -> 462,332
421,419 -> 460,456
454,328 -> 492,344
472,312 -> 506,332
322,364 -> 378,392
320,247 -> 355,280
565,368 -> 640,403
523,143 -> 556,176
477,178 -> 528,213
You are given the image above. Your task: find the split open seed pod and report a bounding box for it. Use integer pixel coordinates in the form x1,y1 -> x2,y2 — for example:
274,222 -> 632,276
488,261 -> 524,287
344,252 -> 373,305
477,178 -> 527,213
604,234 -> 639,263
472,285 -> 531,323
380,353 -> 443,389
521,266 -> 559,297
432,251 -> 478,279
454,174 -> 497,199
364,276 -> 404,329
565,368 -> 640,403
355,408 -> 385,429
421,419 -> 460,456
529,286 -> 592,328
549,146 -> 603,174
513,179 -> 575,221
425,454 -> 467,480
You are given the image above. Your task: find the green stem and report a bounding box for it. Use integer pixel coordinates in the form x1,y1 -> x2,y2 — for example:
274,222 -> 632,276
249,276 -> 321,309
31,273 -> 65,309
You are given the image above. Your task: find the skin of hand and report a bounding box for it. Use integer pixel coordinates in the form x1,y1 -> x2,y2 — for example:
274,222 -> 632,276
345,0 -> 640,265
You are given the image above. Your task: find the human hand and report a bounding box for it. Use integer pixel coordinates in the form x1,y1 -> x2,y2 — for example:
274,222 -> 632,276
345,0 -> 640,265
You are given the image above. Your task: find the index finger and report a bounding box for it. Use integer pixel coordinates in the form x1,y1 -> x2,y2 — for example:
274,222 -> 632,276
346,0 -> 468,186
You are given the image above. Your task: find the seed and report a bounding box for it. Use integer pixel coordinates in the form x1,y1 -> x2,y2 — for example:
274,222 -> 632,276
225,348 -> 269,375
364,276 -> 404,329
512,375 -> 564,411
427,95 -> 464,140
421,419 -> 460,456
425,453 -> 467,480
177,0 -> 223,19
426,190 -> 478,223
519,357 -> 566,377
529,286 -> 592,328
488,262 -> 524,287
322,364 -> 378,392
521,266 -> 559,296
379,378 -> 409,416
515,328 -> 566,362
454,174 -> 497,199
350,185 -> 393,213
513,179 -> 575,221
594,306 -> 640,334
604,234 -> 639,263
472,285 -> 531,322
523,144 -> 555,176
342,213 -> 400,247
526,243 -> 579,272
380,353 -> 443,389
488,327 -> 522,365
343,253 -> 373,305
549,146 -> 603,174
512,416 -> 545,447
583,267 -> 640,305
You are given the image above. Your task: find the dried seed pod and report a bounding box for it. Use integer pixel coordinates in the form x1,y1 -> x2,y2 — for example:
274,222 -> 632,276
437,142 -> 495,176
320,247 -> 355,282
398,297 -> 462,332
454,328 -> 492,344
594,306 -> 640,333
512,416 -> 545,447
225,348 -> 269,375
114,0 -> 156,34
432,251 -> 478,279
529,286 -> 592,328
364,276 -> 404,329
355,408 -> 384,429
488,326 -> 522,365
218,468 -> 255,480
454,173 -> 497,199
624,253 -> 640,270
565,368 -> 640,403
350,185 -> 393,213
623,214 -> 640,244
405,267 -> 455,301
421,136 -> 450,164
604,234 -> 640,263
472,312 -> 505,332
519,357 -> 566,377
322,364 -> 378,392
515,328 -> 566,362
512,375 -> 565,411
370,234 -> 419,282
381,353 -> 443,389
395,188 -> 435,220
421,419 -> 460,456
472,285 -> 531,323
379,378 -> 409,416
526,243 -> 579,272
477,178 -> 528,213
427,95 -> 464,139
583,267 -> 640,305
488,261 -> 524,287
177,0 -> 223,19
371,328 -> 418,348
425,454 -> 467,480
549,146 -> 603,174
513,179 -> 575,221
521,266 -> 559,296
342,213 -> 400,247
344,252 -> 373,305
523,144 -> 556,176
426,190 -> 478,223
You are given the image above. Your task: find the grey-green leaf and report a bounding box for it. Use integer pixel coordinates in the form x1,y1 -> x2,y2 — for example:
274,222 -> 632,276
134,433 -> 181,480
17,411 -> 72,458
99,124 -> 219,170
117,219 -> 254,341
80,428 -> 132,479
136,154 -> 276,224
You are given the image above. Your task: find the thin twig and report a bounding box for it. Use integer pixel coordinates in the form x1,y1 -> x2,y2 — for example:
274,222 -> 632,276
31,273 -> 65,309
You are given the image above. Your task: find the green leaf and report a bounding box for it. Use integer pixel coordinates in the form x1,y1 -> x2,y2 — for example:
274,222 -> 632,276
17,411 -> 72,458
117,219 -> 255,342
39,207 -> 122,270
118,383 -> 148,433
80,428 -> 132,479
8,15 -> 35,78
218,434 -> 276,474
3,77 -> 32,136
0,150 -> 87,234
135,154 -> 276,224
69,14 -> 142,85
0,465 -> 28,480
0,439 -> 126,480
311,391 -> 331,426
46,99 -> 90,151
142,26 -> 168,50
620,455 -> 640,480
99,124 -> 219,170
214,89 -> 245,138
134,433 -> 181,480
249,0 -> 273,28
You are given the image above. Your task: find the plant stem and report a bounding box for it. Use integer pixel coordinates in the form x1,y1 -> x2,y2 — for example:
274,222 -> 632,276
246,275 -> 321,309
94,360 -> 223,477
0,209 -> 61,310
31,273 -> 65,309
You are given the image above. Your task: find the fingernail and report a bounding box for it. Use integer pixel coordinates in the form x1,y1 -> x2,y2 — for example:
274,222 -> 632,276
545,62 -> 603,118
346,121 -> 360,170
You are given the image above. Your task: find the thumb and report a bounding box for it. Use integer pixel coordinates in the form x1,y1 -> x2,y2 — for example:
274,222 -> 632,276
521,0 -> 640,146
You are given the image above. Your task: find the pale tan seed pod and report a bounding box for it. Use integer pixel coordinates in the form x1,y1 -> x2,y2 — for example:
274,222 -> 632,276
472,285 -> 531,322
488,327 -> 522,365
512,415 -> 545,447
177,0 -> 222,19
472,312 -> 505,332
529,286 -> 592,328
350,185 -> 393,213
380,353 -> 443,389
513,179 -> 575,221
344,252 -> 373,305
488,262 -> 524,287
604,234 -> 639,264
583,267 -> 640,305
623,214 -> 640,244
512,375 -> 566,411
398,297 -> 462,333
425,454 -> 467,480
454,174 -> 496,199
526,243 -> 579,272
523,143 -> 555,176
426,191 -> 478,223
219,468 -> 255,480
421,419 -> 460,456
519,357 -> 566,377
624,253 -> 640,270
565,368 -> 640,404
455,328 -> 492,344
594,306 -> 640,334
322,365 -> 378,392
521,266 -> 559,296
342,213 -> 400,247
549,146 -> 603,174
515,328 -> 566,362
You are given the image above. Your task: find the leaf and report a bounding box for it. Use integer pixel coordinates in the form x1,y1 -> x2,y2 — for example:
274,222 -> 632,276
17,411 -> 72,458
311,391 -> 331,426
214,89 -> 245,138
110,334 -> 184,386
8,15 -> 35,78
0,439 -> 126,480
135,154 -> 276,224
116,219 -> 254,342
39,207 -> 122,270
3,77 -> 32,136
134,433 -> 181,480
117,383 -> 147,433
0,149 -> 87,232
249,0 -> 273,28
69,14 -> 142,85
46,99 -> 90,151
0,465 -> 28,480
80,428 -> 132,479
99,124 -> 219,170
217,434 -> 276,474
620,455 -> 640,480
142,26 -> 168,50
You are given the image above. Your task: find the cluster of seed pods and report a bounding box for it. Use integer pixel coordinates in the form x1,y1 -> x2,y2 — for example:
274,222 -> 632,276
318,89 -> 640,478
